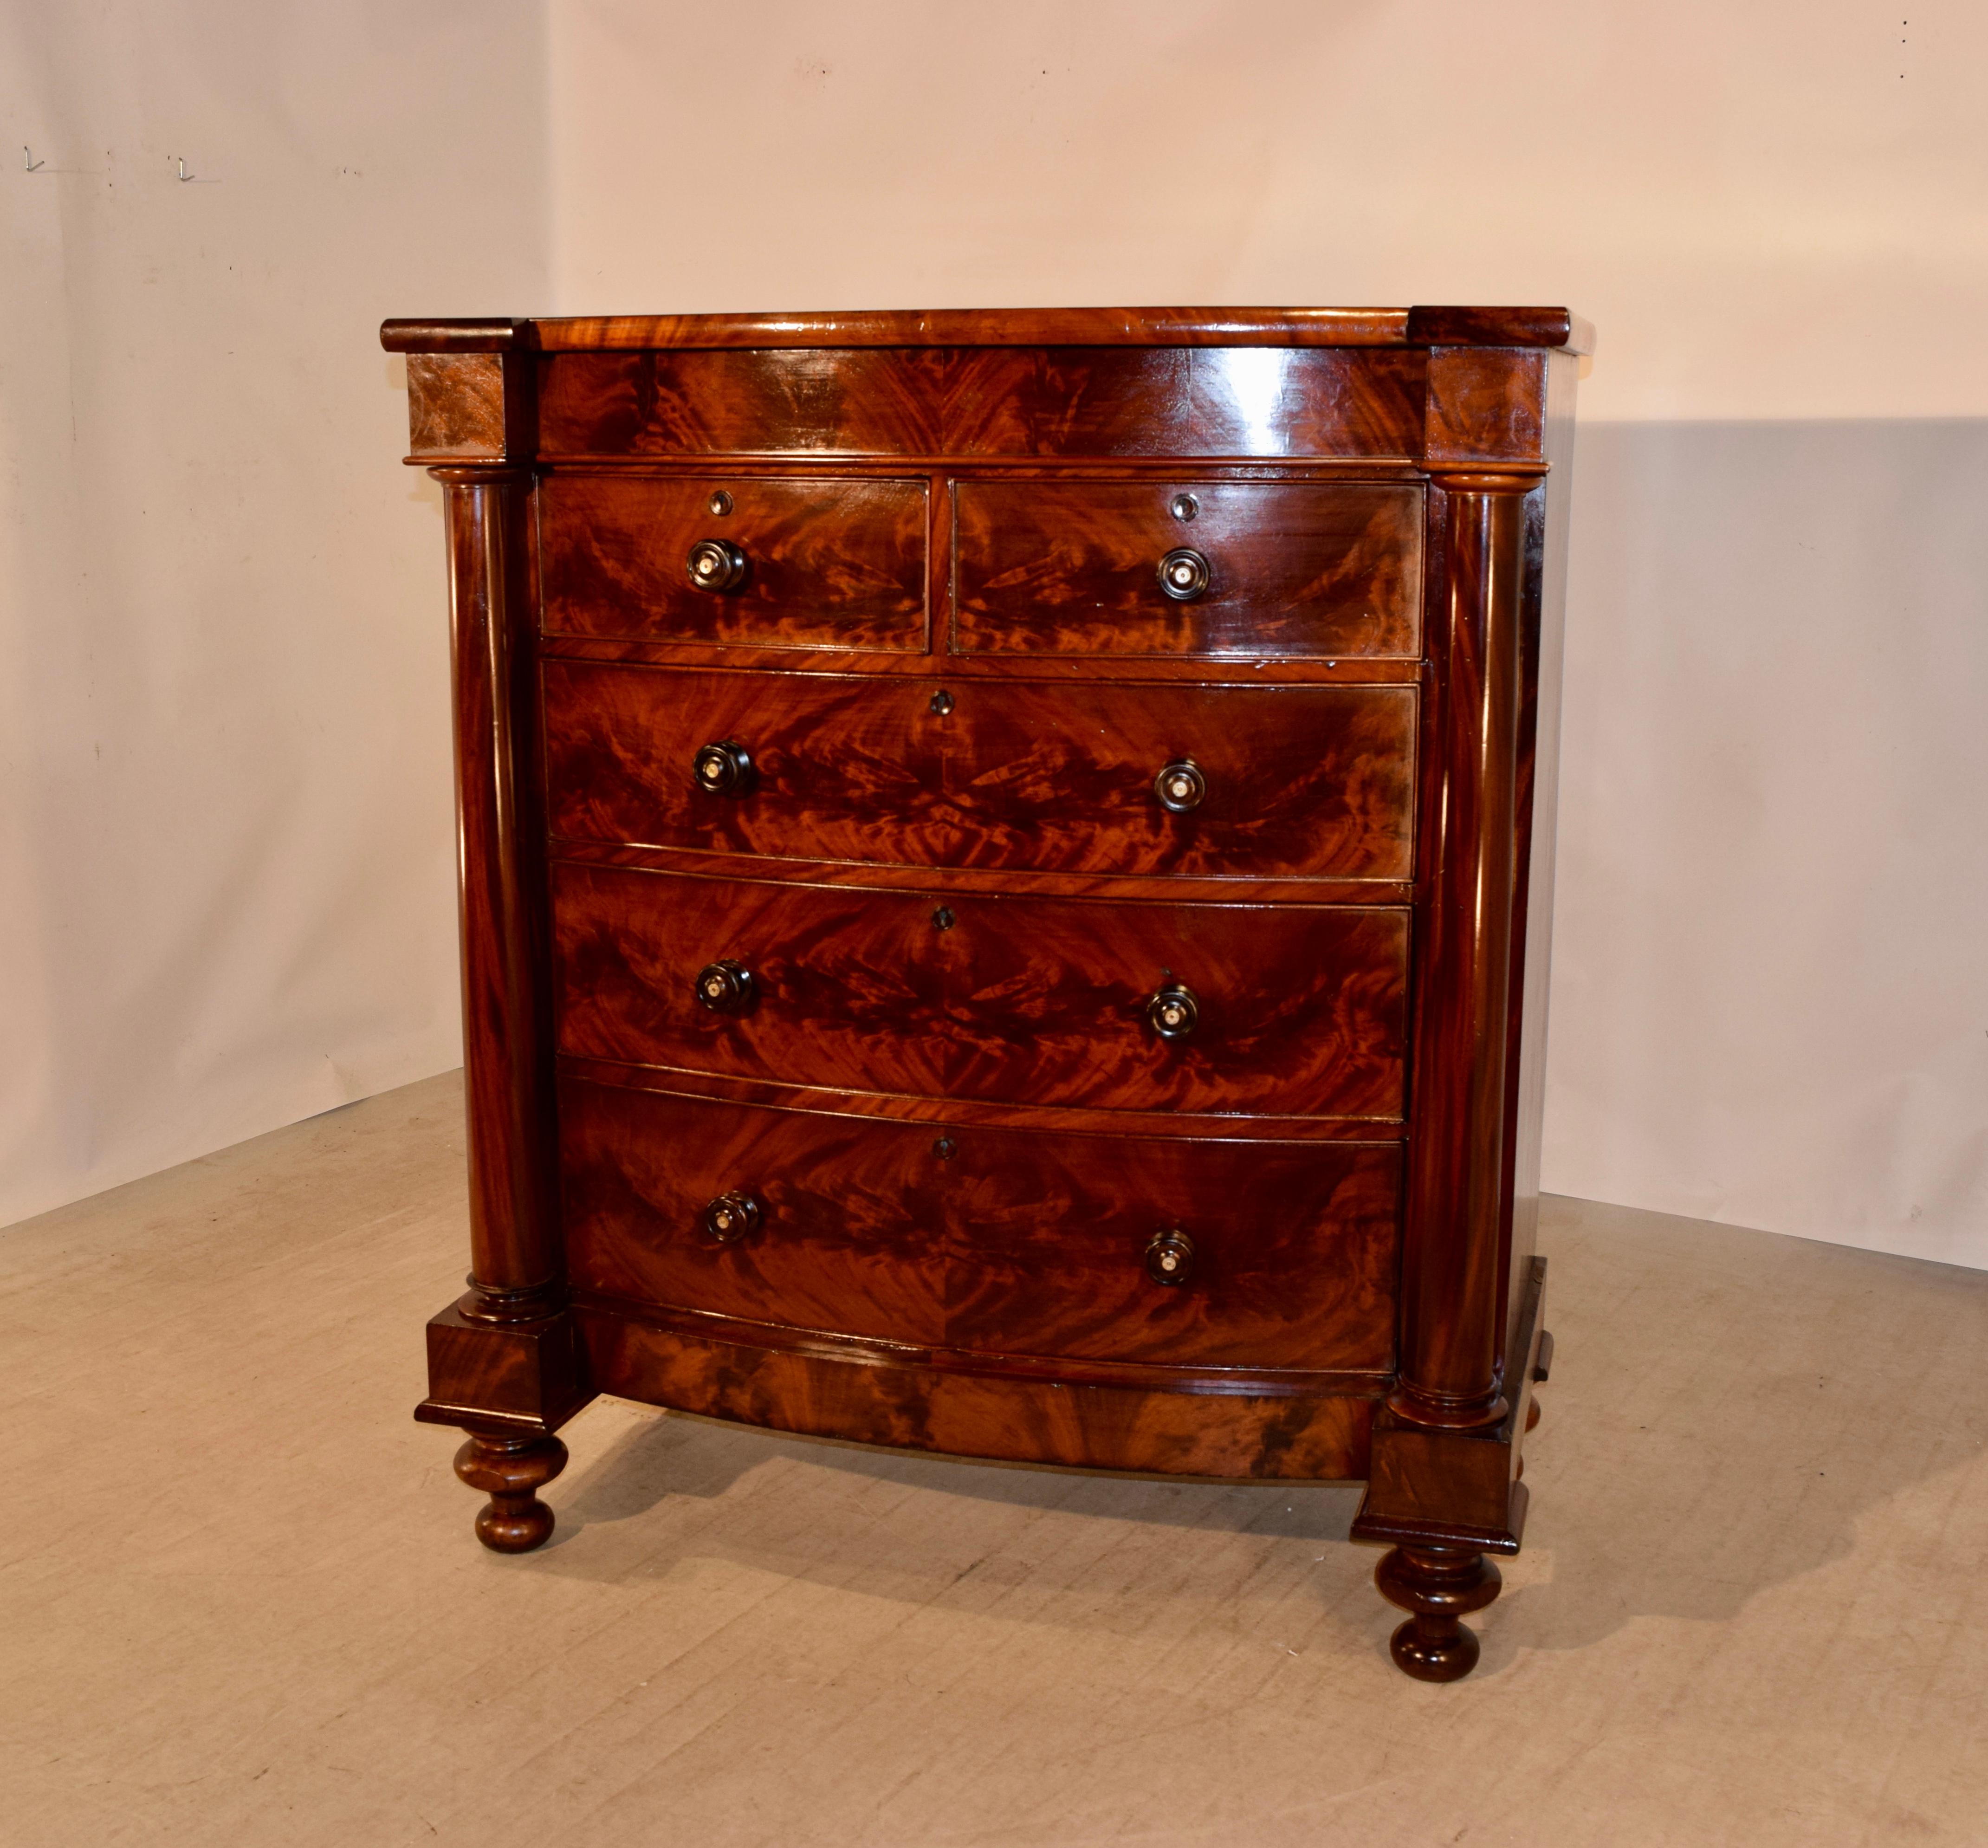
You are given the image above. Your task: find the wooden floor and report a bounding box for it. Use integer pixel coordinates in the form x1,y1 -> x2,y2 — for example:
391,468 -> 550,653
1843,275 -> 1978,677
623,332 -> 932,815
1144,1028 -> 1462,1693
6,1072 -> 1986,1847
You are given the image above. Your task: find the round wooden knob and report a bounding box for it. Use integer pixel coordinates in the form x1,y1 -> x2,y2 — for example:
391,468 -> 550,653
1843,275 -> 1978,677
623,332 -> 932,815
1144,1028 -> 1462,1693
1157,547 -> 1211,602
686,538 -> 747,592
693,959 -> 754,1012
1146,982 -> 1199,1040
692,739 -> 753,796
1145,1228 -> 1196,1287
1153,759 -> 1207,813
702,1191 -> 762,1245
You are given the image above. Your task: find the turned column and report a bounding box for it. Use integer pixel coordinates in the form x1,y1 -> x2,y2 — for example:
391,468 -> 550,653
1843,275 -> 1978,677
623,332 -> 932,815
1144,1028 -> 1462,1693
1394,473 -> 1534,1432
1358,469 -> 1537,1680
427,460 -> 572,1545
434,463 -> 562,1329
385,322 -> 585,1552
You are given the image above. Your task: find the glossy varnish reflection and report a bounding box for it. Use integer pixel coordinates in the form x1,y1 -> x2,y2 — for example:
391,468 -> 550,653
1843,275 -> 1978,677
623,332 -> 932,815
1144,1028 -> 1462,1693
539,473 -> 929,649
388,305 -> 1585,1681
550,864 -> 1410,1121
541,661 -> 1418,882
533,346 -> 1432,460
560,1083 -> 1399,1375
950,479 -> 1423,658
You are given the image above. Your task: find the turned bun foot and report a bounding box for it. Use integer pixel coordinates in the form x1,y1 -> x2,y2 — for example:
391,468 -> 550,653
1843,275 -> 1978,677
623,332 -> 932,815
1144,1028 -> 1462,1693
1375,1544 -> 1502,1682
453,1432 -> 569,1553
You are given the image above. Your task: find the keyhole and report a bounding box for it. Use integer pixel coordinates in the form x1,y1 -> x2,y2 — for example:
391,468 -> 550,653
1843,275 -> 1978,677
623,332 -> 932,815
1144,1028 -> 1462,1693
932,906 -> 955,932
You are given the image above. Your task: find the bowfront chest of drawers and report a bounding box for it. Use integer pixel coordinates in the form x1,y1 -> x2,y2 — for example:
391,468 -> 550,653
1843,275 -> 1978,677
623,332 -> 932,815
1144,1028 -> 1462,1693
384,305 -> 1587,1680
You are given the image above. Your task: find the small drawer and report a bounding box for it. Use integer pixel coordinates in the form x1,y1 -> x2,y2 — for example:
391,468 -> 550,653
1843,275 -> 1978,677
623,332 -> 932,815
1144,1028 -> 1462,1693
951,479 -> 1422,658
539,473 -> 928,650
558,1082 -> 1400,1374
543,662 -> 1416,882
553,865 -> 1409,1121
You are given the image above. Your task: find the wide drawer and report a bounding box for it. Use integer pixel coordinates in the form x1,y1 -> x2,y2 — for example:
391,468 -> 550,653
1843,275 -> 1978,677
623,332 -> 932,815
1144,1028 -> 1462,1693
543,661 -> 1417,882
560,1082 -> 1400,1373
552,864 -> 1409,1121
539,473 -> 928,650
951,480 -> 1423,658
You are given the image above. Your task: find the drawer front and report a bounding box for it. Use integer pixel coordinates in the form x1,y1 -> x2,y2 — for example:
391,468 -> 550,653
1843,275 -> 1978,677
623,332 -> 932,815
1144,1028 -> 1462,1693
539,473 -> 928,650
561,1080 -> 946,1344
941,1117 -> 1399,1371
534,346 -> 1428,460
553,865 -> 1409,1120
952,480 -> 1423,658
543,662 -> 1416,882
560,1082 -> 1399,1373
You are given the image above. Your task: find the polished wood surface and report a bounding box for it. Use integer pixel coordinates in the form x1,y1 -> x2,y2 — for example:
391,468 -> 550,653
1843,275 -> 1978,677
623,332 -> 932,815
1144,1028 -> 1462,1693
950,480 -> 1422,659
534,346 -> 1429,460
406,355 -> 505,458
1392,474 -> 1533,1431
560,1082 -> 1399,1372
541,661 -> 1417,882
577,1307 -> 1375,1478
453,1432 -> 567,1554
385,305 -> 1593,353
1425,349 -> 1551,467
557,1056 -> 1405,1145
540,473 -> 929,650
389,304 -> 1584,1674
551,863 -> 1409,1120
434,465 -> 562,1326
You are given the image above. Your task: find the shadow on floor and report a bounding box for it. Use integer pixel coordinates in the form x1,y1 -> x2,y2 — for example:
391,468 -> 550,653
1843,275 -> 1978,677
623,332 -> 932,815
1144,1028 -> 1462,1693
506,1199 -> 1988,1672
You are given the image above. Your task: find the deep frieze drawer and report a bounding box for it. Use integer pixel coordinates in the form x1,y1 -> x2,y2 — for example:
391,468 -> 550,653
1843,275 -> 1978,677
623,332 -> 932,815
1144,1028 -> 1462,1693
551,865 -> 1409,1121
541,662 -> 1417,882
951,480 -> 1424,659
531,345 -> 1428,460
558,1082 -> 1400,1374
539,473 -> 928,650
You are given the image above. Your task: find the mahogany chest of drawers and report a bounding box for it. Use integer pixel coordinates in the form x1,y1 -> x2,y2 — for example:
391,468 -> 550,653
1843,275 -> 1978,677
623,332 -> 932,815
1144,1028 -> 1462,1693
383,305 -> 1587,1680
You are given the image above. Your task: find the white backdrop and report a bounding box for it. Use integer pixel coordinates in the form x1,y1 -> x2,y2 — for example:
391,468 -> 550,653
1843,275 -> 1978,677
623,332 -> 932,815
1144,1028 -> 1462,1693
0,0 -> 548,1225
7,1 -> 1985,1267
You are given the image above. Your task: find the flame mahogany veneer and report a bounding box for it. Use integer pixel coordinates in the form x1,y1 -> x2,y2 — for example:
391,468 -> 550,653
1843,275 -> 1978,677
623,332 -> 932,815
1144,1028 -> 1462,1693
387,305 -> 1583,1681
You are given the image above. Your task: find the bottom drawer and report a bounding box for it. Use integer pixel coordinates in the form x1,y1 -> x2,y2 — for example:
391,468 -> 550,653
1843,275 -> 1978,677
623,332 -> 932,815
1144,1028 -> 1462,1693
559,1080 -> 1400,1376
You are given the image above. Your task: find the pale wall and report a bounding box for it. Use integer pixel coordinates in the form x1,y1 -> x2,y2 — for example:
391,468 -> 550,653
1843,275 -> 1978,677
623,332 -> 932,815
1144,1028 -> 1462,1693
0,1 -> 550,1225
546,0 -> 1988,1264
9,2 -> 1985,1268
